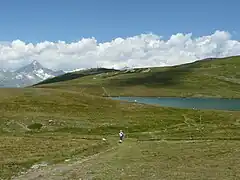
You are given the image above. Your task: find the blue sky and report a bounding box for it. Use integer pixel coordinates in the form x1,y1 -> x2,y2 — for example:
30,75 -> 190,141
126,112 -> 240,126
1,0 -> 240,71
0,0 -> 238,43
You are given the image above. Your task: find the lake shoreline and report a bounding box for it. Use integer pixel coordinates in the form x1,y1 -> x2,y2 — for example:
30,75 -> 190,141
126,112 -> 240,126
106,96 -> 240,100
110,96 -> 240,111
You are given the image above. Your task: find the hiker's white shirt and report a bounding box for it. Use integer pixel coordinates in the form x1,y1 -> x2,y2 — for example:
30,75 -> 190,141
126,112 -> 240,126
119,132 -> 124,137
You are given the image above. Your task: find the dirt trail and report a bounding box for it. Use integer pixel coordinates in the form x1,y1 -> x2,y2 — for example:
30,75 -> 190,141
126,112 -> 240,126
11,147 -> 117,180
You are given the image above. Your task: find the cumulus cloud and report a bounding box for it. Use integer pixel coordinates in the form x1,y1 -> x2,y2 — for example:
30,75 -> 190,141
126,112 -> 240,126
0,30 -> 239,71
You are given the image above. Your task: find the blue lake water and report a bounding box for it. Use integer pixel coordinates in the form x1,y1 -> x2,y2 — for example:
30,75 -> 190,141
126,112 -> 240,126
111,97 -> 240,111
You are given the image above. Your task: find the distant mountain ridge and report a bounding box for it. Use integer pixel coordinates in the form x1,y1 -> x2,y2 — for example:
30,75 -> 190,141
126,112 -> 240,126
0,61 -> 65,87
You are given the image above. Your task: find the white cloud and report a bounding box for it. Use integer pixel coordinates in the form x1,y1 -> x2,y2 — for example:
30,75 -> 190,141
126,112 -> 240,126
0,30 -> 239,71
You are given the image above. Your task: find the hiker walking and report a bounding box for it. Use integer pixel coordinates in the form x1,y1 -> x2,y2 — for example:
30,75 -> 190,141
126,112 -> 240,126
119,130 -> 124,143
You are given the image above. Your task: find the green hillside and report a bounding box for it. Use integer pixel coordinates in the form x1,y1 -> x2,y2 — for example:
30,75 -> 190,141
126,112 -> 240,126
1,56 -> 240,179
34,56 -> 240,98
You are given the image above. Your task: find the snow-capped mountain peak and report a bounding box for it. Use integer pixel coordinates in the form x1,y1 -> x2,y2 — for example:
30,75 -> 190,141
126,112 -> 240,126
31,60 -> 43,69
16,60 -> 44,74
32,60 -> 39,66
0,61 -> 65,87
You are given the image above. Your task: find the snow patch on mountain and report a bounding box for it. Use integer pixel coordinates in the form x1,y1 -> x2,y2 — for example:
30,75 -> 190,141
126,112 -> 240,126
64,68 -> 85,73
34,69 -> 54,79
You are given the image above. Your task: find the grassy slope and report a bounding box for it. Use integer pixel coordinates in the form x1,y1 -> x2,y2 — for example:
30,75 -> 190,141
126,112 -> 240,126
35,56 -> 240,98
1,56 -> 240,179
0,87 -> 240,179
